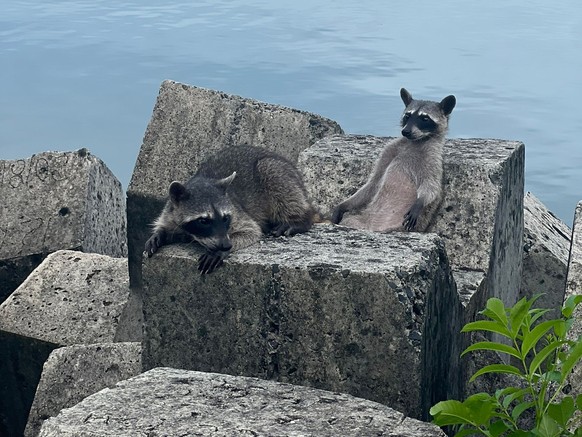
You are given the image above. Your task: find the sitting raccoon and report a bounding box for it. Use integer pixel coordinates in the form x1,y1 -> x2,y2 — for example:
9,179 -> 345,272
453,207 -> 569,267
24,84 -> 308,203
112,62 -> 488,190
331,88 -> 456,232
145,145 -> 317,273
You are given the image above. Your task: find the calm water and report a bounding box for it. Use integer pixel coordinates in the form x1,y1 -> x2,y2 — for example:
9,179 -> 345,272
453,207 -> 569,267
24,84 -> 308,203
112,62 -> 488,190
1,1 -> 581,223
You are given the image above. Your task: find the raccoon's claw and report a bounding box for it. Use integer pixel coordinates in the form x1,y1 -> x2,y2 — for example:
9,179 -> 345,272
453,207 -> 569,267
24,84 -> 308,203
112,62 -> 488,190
403,203 -> 422,231
144,234 -> 162,257
271,223 -> 308,237
198,251 -> 228,274
331,205 -> 346,224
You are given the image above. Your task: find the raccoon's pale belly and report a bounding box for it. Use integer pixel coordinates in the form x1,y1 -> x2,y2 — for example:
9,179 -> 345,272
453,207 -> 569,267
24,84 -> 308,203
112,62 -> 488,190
342,168 -> 417,232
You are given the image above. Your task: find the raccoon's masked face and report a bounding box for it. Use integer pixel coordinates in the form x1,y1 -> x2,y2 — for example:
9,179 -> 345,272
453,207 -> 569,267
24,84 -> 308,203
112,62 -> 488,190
169,172 -> 236,254
399,88 -> 456,141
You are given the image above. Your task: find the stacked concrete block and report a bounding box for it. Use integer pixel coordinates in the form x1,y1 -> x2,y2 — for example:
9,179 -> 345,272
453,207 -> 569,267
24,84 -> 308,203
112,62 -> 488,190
39,367 -> 446,436
0,250 -> 130,437
565,201 -> 582,398
25,342 -> 142,437
521,192 -> 571,315
142,225 -> 463,420
0,149 -> 127,304
299,134 -> 525,309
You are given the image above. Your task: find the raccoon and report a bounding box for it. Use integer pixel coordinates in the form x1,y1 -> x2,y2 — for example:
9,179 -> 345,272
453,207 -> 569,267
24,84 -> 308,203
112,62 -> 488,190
331,88 -> 456,232
144,145 -> 317,273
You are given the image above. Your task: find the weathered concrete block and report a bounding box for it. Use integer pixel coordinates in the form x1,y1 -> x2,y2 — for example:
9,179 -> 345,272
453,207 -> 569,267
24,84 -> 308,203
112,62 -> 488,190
566,201 -> 582,398
24,342 -> 142,437
39,367 -> 447,437
521,192 -> 571,314
142,225 -> 463,420
0,149 -> 127,304
127,80 -> 343,288
299,134 -> 524,307
0,250 -> 130,437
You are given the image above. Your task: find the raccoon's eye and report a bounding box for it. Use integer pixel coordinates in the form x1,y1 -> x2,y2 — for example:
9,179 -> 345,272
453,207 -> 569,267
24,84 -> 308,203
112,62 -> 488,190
402,114 -> 410,123
196,217 -> 211,226
420,115 -> 431,122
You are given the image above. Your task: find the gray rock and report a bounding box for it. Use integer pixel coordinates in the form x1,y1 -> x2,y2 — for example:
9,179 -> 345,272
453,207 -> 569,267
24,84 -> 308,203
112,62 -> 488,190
25,342 -> 142,437
299,134 -> 524,312
0,149 -> 127,304
566,201 -> 582,398
142,224 -> 463,420
39,367 -> 447,437
521,192 -> 571,315
0,250 -> 131,437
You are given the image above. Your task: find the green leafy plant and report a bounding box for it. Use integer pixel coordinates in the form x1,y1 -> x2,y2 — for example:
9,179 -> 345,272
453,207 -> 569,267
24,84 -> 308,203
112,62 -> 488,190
430,294 -> 582,437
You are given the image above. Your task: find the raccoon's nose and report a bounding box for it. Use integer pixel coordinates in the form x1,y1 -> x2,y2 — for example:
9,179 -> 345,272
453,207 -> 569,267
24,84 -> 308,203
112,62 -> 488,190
402,128 -> 412,138
217,240 -> 232,252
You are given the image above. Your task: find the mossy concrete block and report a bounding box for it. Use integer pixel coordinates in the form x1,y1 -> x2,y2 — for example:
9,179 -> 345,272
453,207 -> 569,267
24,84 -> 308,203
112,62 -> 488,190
521,192 -> 571,315
566,201 -> 582,399
25,342 -> 142,437
299,134 -> 524,307
39,367 -> 446,437
0,149 -> 127,304
0,250 -> 131,437
142,225 -> 463,420
127,80 -> 343,289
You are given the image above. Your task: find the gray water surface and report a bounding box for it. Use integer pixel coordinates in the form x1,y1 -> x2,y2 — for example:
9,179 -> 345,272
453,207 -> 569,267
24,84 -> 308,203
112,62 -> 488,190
1,0 -> 581,223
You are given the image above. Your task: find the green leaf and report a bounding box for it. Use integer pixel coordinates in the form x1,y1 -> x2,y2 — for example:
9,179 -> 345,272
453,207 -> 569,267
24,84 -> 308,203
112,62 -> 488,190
462,320 -> 513,339
489,420 -> 510,437
470,364 -> 524,382
506,431 -> 532,437
521,320 -> 561,357
509,297 -> 533,336
511,400 -> 534,422
501,388 -> 529,409
483,297 -> 509,325
529,341 -> 567,376
454,429 -> 483,437
463,393 -> 496,426
561,338 -> 582,380
430,400 -> 475,427
461,341 -> 521,360
547,396 -> 575,428
530,309 -> 552,325
553,320 -> 566,339
577,393 -> 582,410
562,295 -> 582,318
535,414 -> 560,437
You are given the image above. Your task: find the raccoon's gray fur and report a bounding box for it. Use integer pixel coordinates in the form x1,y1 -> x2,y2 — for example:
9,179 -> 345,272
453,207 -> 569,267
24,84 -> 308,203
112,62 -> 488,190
145,145 -> 317,273
331,88 -> 456,232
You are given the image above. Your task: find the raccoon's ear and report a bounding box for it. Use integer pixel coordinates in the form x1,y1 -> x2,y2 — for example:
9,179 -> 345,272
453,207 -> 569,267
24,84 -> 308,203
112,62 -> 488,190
400,88 -> 413,106
169,181 -> 189,203
440,95 -> 456,116
215,171 -> 236,192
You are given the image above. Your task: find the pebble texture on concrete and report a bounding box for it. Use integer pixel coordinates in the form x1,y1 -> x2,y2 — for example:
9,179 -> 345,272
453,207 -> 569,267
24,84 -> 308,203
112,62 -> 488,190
142,224 -> 463,420
39,367 -> 446,437
25,342 -> 142,437
0,149 -> 127,304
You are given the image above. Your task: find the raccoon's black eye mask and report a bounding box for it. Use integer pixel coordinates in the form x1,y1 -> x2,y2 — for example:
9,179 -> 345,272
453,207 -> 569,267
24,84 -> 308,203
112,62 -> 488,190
181,215 -> 231,237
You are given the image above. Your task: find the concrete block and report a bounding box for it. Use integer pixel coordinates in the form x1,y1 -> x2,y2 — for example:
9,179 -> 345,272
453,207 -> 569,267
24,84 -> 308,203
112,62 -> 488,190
39,367 -> 446,437
566,201 -> 582,398
521,192 -> 571,315
127,80 -> 343,291
0,149 -> 127,304
25,342 -> 142,437
299,134 -> 524,308
0,250 -> 130,437
142,225 -> 463,420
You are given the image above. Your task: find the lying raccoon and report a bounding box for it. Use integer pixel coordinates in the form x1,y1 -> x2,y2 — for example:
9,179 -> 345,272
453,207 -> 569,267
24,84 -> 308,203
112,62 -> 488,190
145,145 -> 317,273
332,88 -> 456,232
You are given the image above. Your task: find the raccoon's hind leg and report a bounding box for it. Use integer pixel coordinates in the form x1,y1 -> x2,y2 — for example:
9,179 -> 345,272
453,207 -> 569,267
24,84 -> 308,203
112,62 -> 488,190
256,158 -> 315,237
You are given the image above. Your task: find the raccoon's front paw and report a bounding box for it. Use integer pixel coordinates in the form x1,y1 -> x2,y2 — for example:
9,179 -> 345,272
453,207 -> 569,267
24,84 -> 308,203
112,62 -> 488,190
271,223 -> 310,237
331,205 -> 346,224
403,203 -> 423,231
198,251 -> 229,274
144,233 -> 163,257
